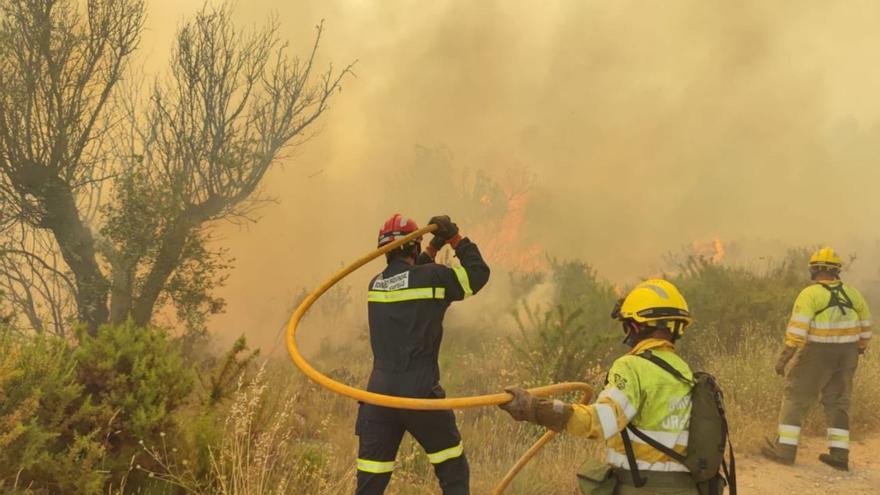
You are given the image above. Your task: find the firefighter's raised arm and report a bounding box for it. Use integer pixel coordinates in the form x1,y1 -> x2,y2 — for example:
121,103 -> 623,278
419,215 -> 490,301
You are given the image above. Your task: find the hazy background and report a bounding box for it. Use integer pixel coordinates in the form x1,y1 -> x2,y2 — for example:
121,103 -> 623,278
137,1 -> 880,350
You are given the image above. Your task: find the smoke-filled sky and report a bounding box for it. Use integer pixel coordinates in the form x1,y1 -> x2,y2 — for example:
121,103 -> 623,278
140,1 -> 880,349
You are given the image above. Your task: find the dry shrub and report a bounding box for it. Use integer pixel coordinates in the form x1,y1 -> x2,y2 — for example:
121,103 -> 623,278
209,365 -> 295,494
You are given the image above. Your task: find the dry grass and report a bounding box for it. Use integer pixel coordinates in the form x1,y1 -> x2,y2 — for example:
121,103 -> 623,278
687,325 -> 880,452
148,321 -> 880,494
283,324 -> 880,493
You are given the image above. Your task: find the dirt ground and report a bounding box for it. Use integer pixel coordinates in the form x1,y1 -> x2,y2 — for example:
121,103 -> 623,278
736,434 -> 880,494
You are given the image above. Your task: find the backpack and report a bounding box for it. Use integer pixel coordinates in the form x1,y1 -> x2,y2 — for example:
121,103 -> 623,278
619,351 -> 736,495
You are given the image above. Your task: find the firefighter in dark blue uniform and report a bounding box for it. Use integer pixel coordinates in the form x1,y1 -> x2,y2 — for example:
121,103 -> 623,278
355,213 -> 491,495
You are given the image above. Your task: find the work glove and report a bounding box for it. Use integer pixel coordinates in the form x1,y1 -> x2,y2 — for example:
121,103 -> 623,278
499,387 -> 537,422
429,234 -> 446,252
775,345 -> 797,376
499,387 -> 573,432
428,215 -> 459,241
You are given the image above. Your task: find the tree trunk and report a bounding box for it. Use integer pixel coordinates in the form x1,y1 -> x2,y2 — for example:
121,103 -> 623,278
109,267 -> 133,324
16,163 -> 109,333
130,218 -> 193,327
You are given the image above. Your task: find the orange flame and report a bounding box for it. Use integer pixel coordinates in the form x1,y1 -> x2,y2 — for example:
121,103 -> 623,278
691,237 -> 726,263
468,191 -> 546,273
712,238 -> 726,263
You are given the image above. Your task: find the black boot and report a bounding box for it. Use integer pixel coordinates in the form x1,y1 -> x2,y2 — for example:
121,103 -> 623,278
760,438 -> 796,465
819,447 -> 849,471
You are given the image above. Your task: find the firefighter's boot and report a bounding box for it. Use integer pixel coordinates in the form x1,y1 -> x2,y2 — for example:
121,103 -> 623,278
819,448 -> 849,471
760,438 -> 796,466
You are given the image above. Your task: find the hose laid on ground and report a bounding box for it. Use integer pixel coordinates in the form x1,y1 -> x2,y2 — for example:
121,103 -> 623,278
286,224 -> 593,492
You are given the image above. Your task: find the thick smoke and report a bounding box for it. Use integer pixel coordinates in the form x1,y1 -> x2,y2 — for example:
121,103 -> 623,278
137,1 -> 880,349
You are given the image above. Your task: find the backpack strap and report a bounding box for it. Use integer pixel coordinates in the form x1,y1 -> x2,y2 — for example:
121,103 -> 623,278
637,350 -> 694,386
814,283 -> 856,317
620,428 -> 647,487
619,350 -> 692,486
626,425 -> 687,464
722,415 -> 737,495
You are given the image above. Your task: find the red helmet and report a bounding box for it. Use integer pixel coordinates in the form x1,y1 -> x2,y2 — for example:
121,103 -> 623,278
378,214 -> 420,247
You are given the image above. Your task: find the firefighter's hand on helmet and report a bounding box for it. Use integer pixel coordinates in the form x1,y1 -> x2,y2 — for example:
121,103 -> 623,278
428,215 -> 459,241
498,387 -> 536,422
429,235 -> 446,252
775,345 -> 797,376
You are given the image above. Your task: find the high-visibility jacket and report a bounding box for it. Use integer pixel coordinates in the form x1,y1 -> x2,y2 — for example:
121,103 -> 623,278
365,237 -> 490,398
566,339 -> 693,473
784,281 -> 872,349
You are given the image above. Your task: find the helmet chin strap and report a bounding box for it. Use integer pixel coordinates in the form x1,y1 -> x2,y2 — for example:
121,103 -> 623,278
622,321 -> 642,347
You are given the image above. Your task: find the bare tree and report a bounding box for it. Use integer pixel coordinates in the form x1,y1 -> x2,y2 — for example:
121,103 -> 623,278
0,225 -> 76,335
0,0 -> 353,335
0,0 -> 145,332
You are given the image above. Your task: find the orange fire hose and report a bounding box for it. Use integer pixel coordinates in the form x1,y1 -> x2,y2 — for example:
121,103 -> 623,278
285,224 -> 593,492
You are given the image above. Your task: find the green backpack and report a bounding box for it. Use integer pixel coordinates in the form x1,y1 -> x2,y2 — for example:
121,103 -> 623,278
620,351 -> 737,494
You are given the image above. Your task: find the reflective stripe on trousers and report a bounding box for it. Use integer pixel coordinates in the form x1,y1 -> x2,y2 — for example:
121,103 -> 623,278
357,442 -> 464,473
357,458 -> 395,474
778,424 -> 801,446
828,428 -> 850,449
426,442 -> 464,464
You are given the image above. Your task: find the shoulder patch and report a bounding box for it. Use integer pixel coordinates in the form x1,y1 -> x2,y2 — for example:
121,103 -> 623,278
372,271 -> 410,291
612,372 -> 628,390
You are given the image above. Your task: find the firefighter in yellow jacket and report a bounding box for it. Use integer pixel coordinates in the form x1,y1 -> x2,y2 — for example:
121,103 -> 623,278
762,247 -> 872,471
499,279 -> 701,494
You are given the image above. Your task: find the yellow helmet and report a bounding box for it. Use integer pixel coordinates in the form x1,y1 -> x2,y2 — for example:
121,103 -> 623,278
808,247 -> 842,270
614,279 -> 693,330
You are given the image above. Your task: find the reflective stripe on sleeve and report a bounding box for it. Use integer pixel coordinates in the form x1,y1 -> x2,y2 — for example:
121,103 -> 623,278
786,326 -> 808,337
790,315 -> 812,324
595,403 -> 618,439
827,428 -> 850,450
861,320 -> 873,327
598,387 -> 637,420
367,287 -> 446,303
779,424 -> 801,446
451,265 -> 473,298
426,442 -> 464,464
357,458 -> 395,473
860,331 -> 873,340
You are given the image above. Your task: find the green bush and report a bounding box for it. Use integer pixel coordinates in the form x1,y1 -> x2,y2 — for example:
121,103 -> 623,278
0,321 -> 197,493
75,321 -> 194,473
509,258 -> 620,383
0,331 -> 107,494
669,251 -> 810,364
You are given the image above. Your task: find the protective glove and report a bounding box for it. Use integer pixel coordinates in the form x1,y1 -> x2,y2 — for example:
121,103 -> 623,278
775,345 -> 797,376
428,215 -> 459,241
499,387 -> 537,422
499,387 -> 573,432
429,235 -> 446,252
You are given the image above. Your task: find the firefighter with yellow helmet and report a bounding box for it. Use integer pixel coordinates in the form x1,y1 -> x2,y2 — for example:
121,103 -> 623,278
762,247 -> 872,470
499,279 -> 730,494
